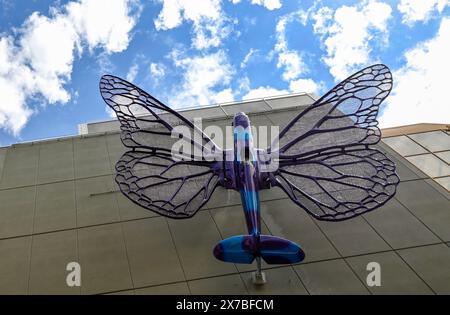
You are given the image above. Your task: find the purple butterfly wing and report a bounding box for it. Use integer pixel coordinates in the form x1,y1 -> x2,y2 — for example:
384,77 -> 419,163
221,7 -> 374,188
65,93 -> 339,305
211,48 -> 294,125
99,75 -> 220,158
273,147 -> 399,221
267,64 -> 400,221
115,150 -> 220,218
99,75 -> 221,218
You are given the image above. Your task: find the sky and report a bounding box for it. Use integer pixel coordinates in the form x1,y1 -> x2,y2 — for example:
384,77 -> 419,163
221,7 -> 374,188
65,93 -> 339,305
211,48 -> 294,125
0,0 -> 449,146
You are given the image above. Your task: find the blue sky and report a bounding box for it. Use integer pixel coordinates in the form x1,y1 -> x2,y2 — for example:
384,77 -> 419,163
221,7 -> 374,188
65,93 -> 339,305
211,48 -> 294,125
0,0 -> 449,146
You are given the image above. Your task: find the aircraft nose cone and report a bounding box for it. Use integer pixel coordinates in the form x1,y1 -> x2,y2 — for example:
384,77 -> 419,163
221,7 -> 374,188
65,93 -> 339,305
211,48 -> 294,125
233,112 -> 249,128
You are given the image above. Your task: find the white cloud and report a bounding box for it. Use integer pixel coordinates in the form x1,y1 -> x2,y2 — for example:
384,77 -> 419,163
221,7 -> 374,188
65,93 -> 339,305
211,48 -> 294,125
250,0 -> 282,10
274,12 -> 307,81
236,76 -> 250,93
379,17 -> 450,128
19,12 -> 78,104
311,6 -> 333,33
169,50 -> 235,107
126,63 -> 139,82
153,0 -> 283,51
212,88 -> 234,103
150,62 -> 166,78
289,78 -> 324,95
272,9 -> 323,97
0,0 -> 140,135
154,0 -> 232,50
240,48 -> 258,68
96,52 -> 118,76
277,51 -> 305,81
397,0 -> 448,26
0,37 -> 33,134
67,0 -> 140,53
231,0 -> 282,10
312,0 -> 392,81
242,86 -> 288,100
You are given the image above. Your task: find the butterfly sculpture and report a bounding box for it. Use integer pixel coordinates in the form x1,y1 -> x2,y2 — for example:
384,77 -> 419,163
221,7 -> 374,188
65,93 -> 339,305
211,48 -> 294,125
100,64 -> 399,283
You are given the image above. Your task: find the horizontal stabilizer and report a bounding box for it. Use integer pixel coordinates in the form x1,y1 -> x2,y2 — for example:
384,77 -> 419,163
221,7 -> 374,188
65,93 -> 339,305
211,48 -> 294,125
213,235 -> 254,264
213,235 -> 305,265
259,235 -> 305,264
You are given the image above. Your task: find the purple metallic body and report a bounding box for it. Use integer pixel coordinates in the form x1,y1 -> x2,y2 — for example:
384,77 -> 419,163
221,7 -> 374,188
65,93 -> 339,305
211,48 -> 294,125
233,112 -> 261,237
212,113 -> 305,265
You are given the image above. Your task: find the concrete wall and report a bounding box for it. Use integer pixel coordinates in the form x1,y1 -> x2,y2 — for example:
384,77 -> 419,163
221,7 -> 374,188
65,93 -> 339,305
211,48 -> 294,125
0,103 -> 450,295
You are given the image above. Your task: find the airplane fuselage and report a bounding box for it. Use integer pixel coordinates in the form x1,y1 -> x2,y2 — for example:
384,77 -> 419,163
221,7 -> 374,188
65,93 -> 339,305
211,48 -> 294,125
213,112 -> 305,268
233,112 -> 261,239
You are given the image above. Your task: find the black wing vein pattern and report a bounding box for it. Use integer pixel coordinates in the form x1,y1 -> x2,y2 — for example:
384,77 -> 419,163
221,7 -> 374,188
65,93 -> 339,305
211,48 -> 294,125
270,64 -> 400,221
99,75 -> 220,218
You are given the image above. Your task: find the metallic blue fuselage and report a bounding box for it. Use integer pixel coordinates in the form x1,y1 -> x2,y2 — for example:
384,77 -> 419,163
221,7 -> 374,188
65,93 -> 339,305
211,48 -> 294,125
233,113 -> 261,239
212,112 -> 305,265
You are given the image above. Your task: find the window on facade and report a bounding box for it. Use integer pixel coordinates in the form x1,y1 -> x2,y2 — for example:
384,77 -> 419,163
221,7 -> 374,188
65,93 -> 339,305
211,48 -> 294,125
408,131 -> 450,152
406,154 -> 450,178
436,151 -> 450,164
435,177 -> 450,191
382,136 -> 428,156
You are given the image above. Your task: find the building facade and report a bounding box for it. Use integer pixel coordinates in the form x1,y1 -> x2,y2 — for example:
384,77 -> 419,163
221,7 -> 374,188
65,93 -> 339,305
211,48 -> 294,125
0,93 -> 449,295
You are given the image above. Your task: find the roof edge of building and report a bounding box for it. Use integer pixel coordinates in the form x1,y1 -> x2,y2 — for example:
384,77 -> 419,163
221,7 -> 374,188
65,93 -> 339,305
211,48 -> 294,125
78,92 -> 319,136
381,123 -> 450,138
